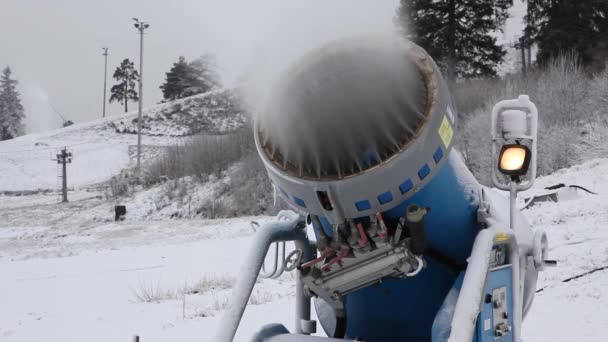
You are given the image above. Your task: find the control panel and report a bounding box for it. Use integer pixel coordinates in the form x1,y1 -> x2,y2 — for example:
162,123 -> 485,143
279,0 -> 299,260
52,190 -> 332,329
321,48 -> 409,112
492,286 -> 510,338
476,265 -> 513,342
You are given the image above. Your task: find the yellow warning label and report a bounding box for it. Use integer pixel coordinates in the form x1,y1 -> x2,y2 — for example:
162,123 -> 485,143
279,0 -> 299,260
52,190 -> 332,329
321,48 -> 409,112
438,116 -> 453,148
494,232 -> 510,243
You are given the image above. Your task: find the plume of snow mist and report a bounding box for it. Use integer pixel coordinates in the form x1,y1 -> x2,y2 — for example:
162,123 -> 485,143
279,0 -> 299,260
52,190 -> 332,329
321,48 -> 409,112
239,0 -> 402,116
23,84 -> 62,134
256,34 -> 428,179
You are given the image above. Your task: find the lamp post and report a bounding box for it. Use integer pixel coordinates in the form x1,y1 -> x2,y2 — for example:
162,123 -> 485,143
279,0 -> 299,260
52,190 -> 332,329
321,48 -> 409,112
102,47 -> 108,118
133,18 -> 149,174
490,95 -> 538,230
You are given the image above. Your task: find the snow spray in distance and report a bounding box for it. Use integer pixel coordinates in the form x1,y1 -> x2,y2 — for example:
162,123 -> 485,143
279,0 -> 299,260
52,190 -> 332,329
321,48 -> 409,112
23,84 -> 62,134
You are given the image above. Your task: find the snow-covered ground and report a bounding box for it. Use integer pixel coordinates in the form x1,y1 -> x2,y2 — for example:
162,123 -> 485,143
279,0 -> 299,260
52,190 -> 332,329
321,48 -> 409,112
520,158 -> 608,341
0,216 -> 298,342
1,158 -> 607,341
0,107 -> 174,191
0,89 -> 244,192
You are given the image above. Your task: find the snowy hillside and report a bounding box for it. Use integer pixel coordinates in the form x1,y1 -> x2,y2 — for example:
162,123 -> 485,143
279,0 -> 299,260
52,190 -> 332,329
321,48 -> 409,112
0,89 -> 246,191
110,89 -> 246,137
0,158 -> 606,341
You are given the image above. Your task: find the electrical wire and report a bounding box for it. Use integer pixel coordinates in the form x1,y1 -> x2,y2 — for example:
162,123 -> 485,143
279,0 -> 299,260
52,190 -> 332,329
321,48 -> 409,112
0,140 -> 89,154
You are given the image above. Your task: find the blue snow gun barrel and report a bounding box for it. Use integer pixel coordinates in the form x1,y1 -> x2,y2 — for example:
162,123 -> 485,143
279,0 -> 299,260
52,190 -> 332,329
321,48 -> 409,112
254,35 -> 537,341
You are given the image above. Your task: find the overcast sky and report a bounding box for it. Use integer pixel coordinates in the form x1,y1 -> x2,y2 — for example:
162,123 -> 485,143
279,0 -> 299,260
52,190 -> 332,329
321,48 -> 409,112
0,0 -> 399,133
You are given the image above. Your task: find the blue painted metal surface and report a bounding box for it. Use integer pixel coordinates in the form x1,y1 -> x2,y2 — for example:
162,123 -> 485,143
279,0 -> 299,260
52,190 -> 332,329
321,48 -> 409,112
355,200 -> 372,212
309,152 -> 481,341
432,272 -> 465,341
377,191 -> 394,205
383,152 -> 480,263
418,163 -> 431,180
433,147 -> 445,163
399,178 -> 414,194
294,196 -> 307,208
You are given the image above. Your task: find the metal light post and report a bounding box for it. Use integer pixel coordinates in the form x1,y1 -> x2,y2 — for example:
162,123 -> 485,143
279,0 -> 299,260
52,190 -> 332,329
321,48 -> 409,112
133,18 -> 149,174
102,47 -> 109,118
490,95 -> 538,229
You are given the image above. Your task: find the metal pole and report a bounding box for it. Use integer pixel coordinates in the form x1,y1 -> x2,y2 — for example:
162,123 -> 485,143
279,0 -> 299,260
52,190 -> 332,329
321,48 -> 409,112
520,37 -> 527,76
136,25 -> 144,174
294,239 -> 313,335
61,148 -> 68,203
509,181 -> 517,230
215,211 -> 311,342
102,48 -> 108,118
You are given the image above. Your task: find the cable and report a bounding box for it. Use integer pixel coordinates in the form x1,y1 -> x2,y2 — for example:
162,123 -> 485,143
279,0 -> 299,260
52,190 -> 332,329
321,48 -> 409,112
536,265 -> 608,293
569,185 -> 598,195
406,255 -> 425,277
0,140 -> 89,154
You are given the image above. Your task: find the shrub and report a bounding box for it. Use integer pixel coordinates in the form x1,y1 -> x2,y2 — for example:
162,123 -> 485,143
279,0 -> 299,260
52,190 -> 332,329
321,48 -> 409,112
105,172 -> 135,199
456,53 -> 605,184
229,154 -> 282,217
451,77 -> 504,126
143,122 -> 282,218
146,125 -> 254,182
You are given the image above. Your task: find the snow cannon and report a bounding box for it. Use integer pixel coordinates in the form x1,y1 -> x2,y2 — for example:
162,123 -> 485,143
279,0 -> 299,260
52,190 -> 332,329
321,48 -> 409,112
216,36 -> 553,342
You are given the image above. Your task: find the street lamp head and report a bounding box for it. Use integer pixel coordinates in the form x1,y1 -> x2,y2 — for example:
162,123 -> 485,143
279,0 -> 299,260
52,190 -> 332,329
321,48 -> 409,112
497,143 -> 532,178
144,23 -> 149,28
134,23 -> 140,28
132,17 -> 139,22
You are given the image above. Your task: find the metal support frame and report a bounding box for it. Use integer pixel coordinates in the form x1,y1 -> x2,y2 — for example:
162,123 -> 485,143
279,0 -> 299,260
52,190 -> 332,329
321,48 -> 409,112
447,228 -> 521,342
54,147 -> 72,203
509,182 -> 517,230
215,211 -> 314,342
251,221 -> 288,280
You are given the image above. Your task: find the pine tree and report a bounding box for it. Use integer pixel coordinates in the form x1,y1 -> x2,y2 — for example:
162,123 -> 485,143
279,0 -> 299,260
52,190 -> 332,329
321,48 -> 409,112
160,56 -> 190,101
159,54 -> 220,102
397,0 -> 513,80
109,59 -> 139,112
184,54 -> 220,96
0,67 -> 25,140
525,0 -> 608,67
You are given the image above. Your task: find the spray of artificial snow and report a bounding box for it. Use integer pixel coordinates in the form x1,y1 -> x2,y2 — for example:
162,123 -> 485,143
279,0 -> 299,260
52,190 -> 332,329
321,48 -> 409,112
237,1 -> 425,178
23,84 -> 62,134
239,0 -> 402,112
258,35 -> 427,178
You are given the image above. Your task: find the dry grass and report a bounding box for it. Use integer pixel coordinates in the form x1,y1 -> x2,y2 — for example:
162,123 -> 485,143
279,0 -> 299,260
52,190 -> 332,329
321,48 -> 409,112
182,274 -> 236,295
143,122 -> 280,218
132,274 -> 236,303
146,125 -> 254,182
456,53 -> 607,184
248,289 -> 274,305
131,279 -> 178,303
